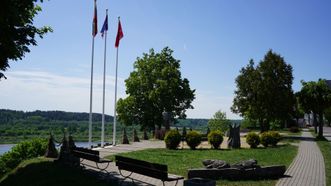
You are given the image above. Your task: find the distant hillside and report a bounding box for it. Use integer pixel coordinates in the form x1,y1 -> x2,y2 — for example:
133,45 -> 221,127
0,109 -> 114,124
0,109 -> 240,127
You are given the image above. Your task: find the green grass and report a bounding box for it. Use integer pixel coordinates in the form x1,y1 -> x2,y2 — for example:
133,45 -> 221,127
107,144 -> 298,186
315,138 -> 331,186
0,157 -> 110,186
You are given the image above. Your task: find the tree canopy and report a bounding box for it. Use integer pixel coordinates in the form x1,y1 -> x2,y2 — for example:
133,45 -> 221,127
231,50 -> 294,132
297,79 -> 331,137
0,0 -> 52,79
117,47 -> 195,130
207,110 -> 231,132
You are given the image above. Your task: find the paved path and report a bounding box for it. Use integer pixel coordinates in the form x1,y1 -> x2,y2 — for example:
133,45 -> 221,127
276,130 -> 326,186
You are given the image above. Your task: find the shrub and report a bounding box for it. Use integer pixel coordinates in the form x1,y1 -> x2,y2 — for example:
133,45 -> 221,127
289,126 -> 299,133
269,131 -> 281,146
246,132 -> 260,148
260,131 -> 281,147
164,130 -> 181,150
207,130 -> 223,149
0,138 -> 47,179
186,131 -> 202,150
260,132 -> 272,147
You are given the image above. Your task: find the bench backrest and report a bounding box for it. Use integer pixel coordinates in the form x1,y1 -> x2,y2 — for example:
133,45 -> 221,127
72,147 -> 100,162
115,155 -> 168,181
73,147 -> 99,156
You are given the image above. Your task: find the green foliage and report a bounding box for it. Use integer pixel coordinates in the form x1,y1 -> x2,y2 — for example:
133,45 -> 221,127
270,120 -> 281,130
185,131 -> 202,150
207,110 -> 231,132
297,79 -> 331,137
232,50 -> 294,132
246,132 -> 260,148
240,118 -> 258,129
0,0 -> 52,79
207,130 -> 223,149
269,131 -> 281,146
116,47 -> 195,130
0,138 -> 47,178
164,130 -> 181,150
260,131 -> 281,147
260,132 -> 271,147
325,107 -> 331,126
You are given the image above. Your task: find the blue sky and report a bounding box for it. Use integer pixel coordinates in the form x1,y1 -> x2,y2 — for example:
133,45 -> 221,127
1,0 -> 330,119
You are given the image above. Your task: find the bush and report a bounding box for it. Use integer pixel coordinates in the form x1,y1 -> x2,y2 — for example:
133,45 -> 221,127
246,132 -> 260,148
0,138 -> 47,179
207,130 -> 223,149
186,131 -> 202,150
164,130 -> 181,150
269,131 -> 281,146
260,131 -> 281,147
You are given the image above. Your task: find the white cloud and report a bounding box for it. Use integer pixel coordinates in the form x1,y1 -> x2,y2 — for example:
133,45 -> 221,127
0,70 -> 126,115
0,70 -> 240,119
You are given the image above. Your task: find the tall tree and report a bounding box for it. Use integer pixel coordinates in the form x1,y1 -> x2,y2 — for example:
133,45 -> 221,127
297,79 -> 331,138
0,0 -> 52,79
117,47 -> 195,130
325,107 -> 331,127
207,110 -> 231,132
231,50 -> 294,132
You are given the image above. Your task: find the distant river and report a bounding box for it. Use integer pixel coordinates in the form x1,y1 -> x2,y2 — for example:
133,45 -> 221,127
0,142 -> 99,156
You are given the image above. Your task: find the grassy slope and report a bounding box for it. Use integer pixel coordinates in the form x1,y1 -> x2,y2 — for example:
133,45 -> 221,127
107,144 -> 297,186
0,157 -> 110,186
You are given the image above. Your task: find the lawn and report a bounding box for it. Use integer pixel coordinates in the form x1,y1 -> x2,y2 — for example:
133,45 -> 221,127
315,138 -> 331,186
0,157 -> 110,186
107,144 -> 298,186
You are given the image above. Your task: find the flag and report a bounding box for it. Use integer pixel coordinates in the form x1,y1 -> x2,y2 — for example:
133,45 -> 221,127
115,20 -> 124,48
92,0 -> 98,37
100,14 -> 108,38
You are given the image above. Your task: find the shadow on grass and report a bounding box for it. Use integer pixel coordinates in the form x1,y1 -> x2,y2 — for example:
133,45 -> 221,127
0,161 -> 113,186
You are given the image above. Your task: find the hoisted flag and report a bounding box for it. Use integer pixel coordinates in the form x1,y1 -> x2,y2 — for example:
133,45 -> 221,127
100,14 -> 108,38
92,0 -> 98,37
115,19 -> 123,48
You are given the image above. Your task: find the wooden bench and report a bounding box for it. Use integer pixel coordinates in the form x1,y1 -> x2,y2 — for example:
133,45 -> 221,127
115,155 -> 183,186
72,147 -> 112,173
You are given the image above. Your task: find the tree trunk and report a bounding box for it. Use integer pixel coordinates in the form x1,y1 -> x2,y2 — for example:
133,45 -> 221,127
318,112 -> 324,138
313,112 -> 318,134
260,119 -> 270,133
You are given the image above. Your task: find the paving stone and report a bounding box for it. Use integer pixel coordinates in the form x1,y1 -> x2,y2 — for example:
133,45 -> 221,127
276,131 -> 325,186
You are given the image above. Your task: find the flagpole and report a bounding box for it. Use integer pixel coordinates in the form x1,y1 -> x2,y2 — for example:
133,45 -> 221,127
113,17 -> 120,146
101,10 -> 108,148
88,34 -> 95,149
89,0 -> 97,149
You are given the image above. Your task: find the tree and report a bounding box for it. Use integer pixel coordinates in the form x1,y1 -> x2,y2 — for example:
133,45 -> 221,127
207,110 -> 231,132
297,79 -> 331,138
231,50 -> 294,132
0,0 -> 52,79
325,107 -> 331,126
117,47 -> 195,130
292,94 -> 305,127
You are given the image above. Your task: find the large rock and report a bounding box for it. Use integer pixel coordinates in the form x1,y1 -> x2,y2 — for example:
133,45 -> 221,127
231,159 -> 259,170
202,160 -> 230,169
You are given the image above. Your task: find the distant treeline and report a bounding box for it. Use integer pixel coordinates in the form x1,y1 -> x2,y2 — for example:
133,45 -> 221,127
0,109 -> 114,124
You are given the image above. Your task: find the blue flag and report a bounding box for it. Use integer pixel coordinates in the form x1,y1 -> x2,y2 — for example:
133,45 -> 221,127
101,14 -> 108,37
